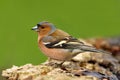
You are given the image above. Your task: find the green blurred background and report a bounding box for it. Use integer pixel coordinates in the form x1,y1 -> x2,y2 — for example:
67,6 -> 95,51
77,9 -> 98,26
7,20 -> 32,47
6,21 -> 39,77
0,0 -> 120,79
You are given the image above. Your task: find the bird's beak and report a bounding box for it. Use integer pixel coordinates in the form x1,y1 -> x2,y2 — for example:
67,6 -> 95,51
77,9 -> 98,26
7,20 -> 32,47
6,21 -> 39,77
31,26 -> 39,32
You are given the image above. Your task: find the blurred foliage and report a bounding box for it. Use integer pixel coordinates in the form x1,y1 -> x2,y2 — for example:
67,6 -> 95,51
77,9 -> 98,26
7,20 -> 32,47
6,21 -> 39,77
0,0 -> 120,79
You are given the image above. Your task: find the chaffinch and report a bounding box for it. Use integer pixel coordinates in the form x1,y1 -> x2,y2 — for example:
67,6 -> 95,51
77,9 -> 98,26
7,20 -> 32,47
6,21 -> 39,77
32,21 -> 105,61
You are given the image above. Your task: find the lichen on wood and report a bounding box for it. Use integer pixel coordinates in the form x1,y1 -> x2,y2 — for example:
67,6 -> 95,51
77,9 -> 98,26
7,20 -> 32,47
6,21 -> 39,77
2,51 -> 120,80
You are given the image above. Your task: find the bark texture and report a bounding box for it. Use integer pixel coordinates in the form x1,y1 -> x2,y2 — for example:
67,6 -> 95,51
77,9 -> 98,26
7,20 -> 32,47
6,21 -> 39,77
2,52 -> 120,80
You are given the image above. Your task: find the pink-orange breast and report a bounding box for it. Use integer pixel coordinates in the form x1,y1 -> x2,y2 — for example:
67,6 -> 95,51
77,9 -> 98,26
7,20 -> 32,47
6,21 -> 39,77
38,41 -> 72,60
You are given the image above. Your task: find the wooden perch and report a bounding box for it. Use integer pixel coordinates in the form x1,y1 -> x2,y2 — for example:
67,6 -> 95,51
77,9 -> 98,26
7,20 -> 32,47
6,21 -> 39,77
2,52 -> 120,80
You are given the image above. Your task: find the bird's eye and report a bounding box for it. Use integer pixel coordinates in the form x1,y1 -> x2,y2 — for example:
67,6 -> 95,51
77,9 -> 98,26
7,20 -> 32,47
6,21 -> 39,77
41,26 -> 45,29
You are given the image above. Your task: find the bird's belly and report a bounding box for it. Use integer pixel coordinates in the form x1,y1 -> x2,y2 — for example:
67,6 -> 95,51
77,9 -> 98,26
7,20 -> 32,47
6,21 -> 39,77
39,45 -> 71,60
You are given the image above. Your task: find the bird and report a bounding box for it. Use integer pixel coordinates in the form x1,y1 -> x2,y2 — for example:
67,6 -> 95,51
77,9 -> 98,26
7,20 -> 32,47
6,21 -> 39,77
32,21 -> 106,61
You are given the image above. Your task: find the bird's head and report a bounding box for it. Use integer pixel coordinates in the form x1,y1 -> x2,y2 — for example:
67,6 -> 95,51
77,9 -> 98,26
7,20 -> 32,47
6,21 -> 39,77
32,21 -> 56,37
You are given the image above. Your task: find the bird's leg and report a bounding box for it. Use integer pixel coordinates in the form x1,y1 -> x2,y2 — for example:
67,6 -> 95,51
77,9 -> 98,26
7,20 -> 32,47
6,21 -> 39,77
43,57 -> 64,68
